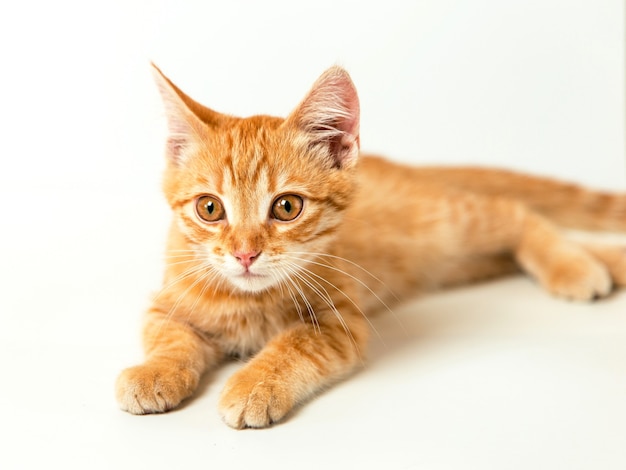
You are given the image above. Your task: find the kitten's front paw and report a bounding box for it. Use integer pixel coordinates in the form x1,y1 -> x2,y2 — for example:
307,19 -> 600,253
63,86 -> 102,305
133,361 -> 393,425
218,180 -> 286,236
218,368 -> 295,429
115,363 -> 199,414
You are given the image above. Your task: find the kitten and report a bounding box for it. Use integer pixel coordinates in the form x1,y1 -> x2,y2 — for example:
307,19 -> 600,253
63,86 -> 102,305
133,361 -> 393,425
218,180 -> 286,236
116,65 -> 626,428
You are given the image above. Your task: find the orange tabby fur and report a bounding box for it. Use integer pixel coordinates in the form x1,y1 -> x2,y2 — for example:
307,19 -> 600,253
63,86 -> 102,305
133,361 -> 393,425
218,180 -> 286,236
116,65 -> 626,428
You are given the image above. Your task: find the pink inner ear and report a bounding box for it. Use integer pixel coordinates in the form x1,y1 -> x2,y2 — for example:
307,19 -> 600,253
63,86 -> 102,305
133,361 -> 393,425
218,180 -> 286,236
291,67 -> 361,168
334,79 -> 360,137
166,136 -> 189,161
151,64 -> 209,165
159,104 -> 201,166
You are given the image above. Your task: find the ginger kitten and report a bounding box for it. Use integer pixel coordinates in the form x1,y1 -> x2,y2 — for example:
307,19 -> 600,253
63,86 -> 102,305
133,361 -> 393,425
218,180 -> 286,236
116,65 -> 626,428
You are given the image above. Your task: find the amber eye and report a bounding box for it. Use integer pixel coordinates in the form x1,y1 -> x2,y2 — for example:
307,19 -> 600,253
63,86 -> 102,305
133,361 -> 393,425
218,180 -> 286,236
271,194 -> 304,221
195,195 -> 225,223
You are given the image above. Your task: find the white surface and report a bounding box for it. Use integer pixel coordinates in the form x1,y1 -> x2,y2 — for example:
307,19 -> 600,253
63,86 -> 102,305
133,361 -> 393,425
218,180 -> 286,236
1,1 -> 625,469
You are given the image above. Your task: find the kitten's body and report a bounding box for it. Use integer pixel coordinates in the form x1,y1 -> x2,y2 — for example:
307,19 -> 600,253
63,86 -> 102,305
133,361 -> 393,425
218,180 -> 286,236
116,66 -> 626,428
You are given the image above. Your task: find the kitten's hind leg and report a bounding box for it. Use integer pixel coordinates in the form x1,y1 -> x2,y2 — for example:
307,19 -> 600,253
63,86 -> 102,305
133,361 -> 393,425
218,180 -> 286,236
507,205 -> 612,300
439,194 -> 612,301
581,243 -> 626,287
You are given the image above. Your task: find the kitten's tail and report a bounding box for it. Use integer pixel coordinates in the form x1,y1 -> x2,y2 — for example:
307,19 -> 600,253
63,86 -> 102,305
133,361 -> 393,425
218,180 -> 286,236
416,166 -> 626,232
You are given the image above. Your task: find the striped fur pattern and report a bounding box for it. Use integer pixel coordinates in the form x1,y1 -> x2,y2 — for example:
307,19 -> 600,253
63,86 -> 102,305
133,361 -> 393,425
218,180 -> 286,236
116,65 -> 626,428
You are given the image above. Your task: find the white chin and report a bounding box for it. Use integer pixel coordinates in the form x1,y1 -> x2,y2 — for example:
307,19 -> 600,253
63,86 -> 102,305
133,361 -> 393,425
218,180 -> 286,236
228,274 -> 277,293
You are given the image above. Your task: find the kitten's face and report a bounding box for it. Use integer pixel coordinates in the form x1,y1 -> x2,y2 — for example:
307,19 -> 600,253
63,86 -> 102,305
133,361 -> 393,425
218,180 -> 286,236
153,65 -> 360,294
164,116 -> 354,293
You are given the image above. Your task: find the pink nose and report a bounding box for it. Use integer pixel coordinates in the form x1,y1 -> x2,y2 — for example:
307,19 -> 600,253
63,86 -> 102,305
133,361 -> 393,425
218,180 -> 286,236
233,250 -> 260,269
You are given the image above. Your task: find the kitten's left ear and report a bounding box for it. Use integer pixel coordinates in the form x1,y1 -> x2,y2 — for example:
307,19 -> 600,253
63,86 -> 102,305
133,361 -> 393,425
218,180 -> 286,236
286,66 -> 360,169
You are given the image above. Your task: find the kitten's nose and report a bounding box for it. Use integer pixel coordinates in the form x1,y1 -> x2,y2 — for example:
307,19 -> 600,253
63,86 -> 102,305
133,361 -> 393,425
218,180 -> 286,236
233,250 -> 261,269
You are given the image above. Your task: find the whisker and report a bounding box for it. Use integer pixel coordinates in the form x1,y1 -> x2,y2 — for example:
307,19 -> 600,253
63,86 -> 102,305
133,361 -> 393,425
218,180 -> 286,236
162,249 -> 204,257
284,252 -> 408,339
152,261 -> 209,303
286,254 -> 398,319
287,251 -> 399,302
275,267 -> 306,324
281,266 -> 321,333
293,263 -> 385,346
283,269 -> 327,335
151,263 -> 219,342
164,258 -> 204,268
284,264 -> 360,355
180,266 -> 221,325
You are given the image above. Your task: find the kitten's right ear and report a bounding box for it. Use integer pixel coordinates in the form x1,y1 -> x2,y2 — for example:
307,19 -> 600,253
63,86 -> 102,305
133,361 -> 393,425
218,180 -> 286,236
151,63 -> 220,165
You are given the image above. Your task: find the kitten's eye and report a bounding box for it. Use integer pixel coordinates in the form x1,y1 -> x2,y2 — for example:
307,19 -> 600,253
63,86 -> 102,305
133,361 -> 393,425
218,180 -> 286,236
271,194 -> 304,222
195,195 -> 225,222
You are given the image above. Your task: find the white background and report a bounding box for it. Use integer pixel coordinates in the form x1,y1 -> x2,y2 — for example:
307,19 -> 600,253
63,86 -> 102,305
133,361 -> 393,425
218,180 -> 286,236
1,1 -> 625,469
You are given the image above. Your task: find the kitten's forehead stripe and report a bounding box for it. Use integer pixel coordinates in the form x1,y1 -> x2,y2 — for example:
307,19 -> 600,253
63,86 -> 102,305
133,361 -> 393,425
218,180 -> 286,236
227,122 -> 273,189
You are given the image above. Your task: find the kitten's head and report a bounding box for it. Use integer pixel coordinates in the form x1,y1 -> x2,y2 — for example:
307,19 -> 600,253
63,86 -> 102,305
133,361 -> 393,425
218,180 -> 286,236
153,65 -> 360,293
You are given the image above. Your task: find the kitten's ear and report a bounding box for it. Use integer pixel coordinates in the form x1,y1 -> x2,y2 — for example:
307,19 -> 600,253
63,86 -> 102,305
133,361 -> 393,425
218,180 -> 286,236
287,66 -> 360,169
151,63 -> 221,165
